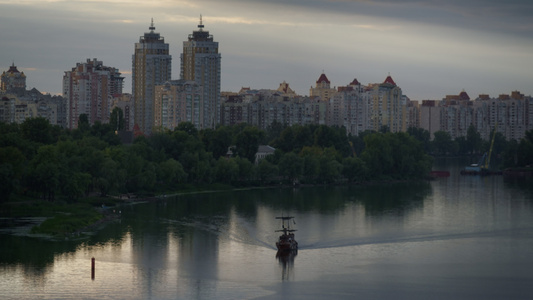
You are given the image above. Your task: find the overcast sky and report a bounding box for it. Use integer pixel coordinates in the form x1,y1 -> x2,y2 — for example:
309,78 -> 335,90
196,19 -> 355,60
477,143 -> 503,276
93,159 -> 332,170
1,0 -> 532,100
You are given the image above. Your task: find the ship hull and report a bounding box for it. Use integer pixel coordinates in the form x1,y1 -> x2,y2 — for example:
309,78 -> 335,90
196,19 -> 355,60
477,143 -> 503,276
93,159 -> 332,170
276,240 -> 298,251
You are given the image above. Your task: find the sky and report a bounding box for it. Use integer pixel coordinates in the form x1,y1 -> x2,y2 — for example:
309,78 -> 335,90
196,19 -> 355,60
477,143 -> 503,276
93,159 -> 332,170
1,0 -> 532,100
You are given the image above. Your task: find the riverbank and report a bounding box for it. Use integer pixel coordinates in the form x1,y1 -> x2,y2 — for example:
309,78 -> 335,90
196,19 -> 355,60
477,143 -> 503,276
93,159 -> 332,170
0,195 -> 123,240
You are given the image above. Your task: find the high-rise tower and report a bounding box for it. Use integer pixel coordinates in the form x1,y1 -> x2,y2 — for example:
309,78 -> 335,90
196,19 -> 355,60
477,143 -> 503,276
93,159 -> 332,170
181,16 -> 221,129
132,19 -> 171,135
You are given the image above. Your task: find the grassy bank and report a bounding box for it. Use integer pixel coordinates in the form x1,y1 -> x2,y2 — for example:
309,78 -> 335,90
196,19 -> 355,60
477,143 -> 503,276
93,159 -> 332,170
0,195 -> 123,238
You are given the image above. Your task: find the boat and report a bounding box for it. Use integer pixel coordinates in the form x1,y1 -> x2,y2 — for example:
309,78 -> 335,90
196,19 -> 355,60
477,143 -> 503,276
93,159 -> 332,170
275,216 -> 298,252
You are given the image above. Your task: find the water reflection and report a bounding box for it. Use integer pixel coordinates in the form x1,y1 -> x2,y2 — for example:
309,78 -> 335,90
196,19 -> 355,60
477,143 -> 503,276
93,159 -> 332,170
276,250 -> 297,281
6,178 -> 533,299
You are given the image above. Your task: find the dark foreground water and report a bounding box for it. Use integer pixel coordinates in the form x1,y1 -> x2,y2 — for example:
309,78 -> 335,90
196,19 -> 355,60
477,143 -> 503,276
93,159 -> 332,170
1,159 -> 533,299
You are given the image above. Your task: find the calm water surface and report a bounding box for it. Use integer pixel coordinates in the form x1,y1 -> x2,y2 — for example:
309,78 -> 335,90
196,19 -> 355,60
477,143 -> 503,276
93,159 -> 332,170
1,159 -> 533,299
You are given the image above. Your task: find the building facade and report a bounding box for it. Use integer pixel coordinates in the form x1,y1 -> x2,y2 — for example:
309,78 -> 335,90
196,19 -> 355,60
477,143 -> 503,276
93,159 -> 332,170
63,58 -> 123,129
368,75 -> 407,133
1,63 -> 26,94
419,91 -> 533,141
132,19 -> 172,135
1,89 -> 65,127
328,78 -> 371,136
220,86 -> 326,130
153,80 -> 203,130
180,17 -> 221,129
310,73 -> 337,102
111,93 -> 134,132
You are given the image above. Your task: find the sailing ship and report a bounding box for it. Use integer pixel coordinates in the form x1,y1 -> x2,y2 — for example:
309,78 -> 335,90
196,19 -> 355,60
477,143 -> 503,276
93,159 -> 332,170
275,216 -> 298,252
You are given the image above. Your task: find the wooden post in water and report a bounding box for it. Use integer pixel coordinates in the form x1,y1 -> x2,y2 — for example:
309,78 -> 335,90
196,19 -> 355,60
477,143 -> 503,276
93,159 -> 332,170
91,257 -> 95,280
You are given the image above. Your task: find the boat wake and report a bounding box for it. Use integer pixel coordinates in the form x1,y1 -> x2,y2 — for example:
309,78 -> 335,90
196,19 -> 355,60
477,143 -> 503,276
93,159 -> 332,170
300,227 -> 532,250
160,217 -> 532,252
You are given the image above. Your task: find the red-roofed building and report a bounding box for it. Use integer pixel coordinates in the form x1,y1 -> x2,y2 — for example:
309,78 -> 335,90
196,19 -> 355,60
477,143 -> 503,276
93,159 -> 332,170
383,75 -> 396,86
349,78 -> 361,86
316,73 -> 330,85
310,72 -> 337,102
369,74 -> 406,132
458,91 -> 470,101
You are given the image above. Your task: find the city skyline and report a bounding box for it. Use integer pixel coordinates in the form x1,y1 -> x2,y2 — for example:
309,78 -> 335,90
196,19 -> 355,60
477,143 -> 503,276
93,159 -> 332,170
1,0 -> 532,100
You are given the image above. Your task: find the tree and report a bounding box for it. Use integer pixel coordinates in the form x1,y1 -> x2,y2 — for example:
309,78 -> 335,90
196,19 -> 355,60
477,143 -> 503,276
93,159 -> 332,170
234,126 -> 265,163
432,131 -> 456,156
62,172 -> 91,202
264,120 -> 285,145
200,126 -> 232,159
318,155 -> 342,183
158,158 -> 187,187
90,121 -> 121,146
274,126 -> 295,152
314,125 -> 351,157
342,157 -> 366,182
279,152 -> 303,182
348,130 -> 372,157
77,114 -> 91,133
407,127 -> 431,153
516,133 -> 533,167
27,145 -> 62,201
502,139 -> 519,168
257,159 -> 278,183
214,157 -> 239,184
274,125 -> 314,153
0,164 -> 14,202
455,136 -> 468,155
176,122 -> 198,137
234,156 -> 255,182
360,133 -> 393,178
302,155 -> 320,183
109,107 -> 125,131
20,117 -> 58,145
466,124 -> 482,154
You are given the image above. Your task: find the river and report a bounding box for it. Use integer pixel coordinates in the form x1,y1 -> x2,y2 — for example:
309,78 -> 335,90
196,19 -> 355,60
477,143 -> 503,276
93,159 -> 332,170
1,158 -> 533,299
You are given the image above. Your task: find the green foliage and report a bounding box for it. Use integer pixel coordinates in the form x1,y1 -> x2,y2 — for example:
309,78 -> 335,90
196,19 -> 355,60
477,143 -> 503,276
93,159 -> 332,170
466,124 -> 482,154
257,159 -> 278,183
30,204 -> 102,236
20,117 -> 59,145
279,152 -> 304,181
1,117 -> 443,204
214,157 -> 239,184
109,107 -> 125,131
361,132 -> 432,179
200,126 -> 232,159
234,126 -> 265,162
431,131 -> 457,156
0,163 -> 15,202
407,127 -> 431,153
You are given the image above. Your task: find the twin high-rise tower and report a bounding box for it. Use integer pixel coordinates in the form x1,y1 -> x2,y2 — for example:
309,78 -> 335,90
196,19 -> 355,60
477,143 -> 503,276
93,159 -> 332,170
181,16 -> 221,130
132,17 -> 221,135
132,19 -> 172,135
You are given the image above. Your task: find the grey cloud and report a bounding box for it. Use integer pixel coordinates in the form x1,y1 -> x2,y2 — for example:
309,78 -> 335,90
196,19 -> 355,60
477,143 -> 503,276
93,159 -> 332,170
199,0 -> 533,37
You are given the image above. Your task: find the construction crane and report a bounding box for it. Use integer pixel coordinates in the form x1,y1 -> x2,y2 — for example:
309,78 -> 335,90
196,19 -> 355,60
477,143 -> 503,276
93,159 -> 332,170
461,123 -> 498,175
484,123 -> 498,171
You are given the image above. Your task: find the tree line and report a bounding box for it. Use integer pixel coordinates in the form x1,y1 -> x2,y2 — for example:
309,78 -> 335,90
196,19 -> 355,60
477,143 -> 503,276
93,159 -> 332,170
1,113 -> 531,203
409,124 -> 533,168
